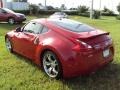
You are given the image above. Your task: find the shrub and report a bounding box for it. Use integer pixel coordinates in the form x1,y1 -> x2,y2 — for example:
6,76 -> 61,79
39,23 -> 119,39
117,3 -> 120,15
65,11 -> 78,15
93,10 -> 100,19
38,10 -> 58,15
102,6 -> 115,16
29,4 -> 39,15
13,10 -> 30,15
38,10 -> 78,15
101,11 -> 116,16
78,12 -> 90,17
116,15 -> 120,20
78,6 -> 89,13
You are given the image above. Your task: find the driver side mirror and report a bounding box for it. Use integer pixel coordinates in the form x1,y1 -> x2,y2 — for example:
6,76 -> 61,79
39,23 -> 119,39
15,27 -> 22,32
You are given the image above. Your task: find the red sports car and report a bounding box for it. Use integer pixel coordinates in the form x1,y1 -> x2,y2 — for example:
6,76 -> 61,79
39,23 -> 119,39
5,18 -> 114,79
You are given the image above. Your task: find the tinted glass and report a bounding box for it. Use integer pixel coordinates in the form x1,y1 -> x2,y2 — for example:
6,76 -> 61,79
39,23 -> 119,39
50,19 -> 94,32
0,9 -> 5,13
3,8 -> 15,13
41,26 -> 48,33
23,22 -> 43,34
0,9 -> 2,13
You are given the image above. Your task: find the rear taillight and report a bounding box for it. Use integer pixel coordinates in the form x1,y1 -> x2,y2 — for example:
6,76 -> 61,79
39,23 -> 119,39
72,39 -> 92,52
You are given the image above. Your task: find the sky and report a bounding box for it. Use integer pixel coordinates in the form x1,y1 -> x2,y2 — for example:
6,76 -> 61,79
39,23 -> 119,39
8,0 -> 120,13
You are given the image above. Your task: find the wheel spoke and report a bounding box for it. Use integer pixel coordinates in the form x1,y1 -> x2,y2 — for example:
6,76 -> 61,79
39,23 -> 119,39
43,52 -> 60,78
53,60 -> 58,66
48,67 -> 52,74
52,68 -> 58,75
47,54 -> 53,62
44,60 -> 51,66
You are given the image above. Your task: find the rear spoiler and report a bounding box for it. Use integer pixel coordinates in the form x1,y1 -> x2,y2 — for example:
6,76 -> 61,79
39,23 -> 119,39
79,32 -> 110,39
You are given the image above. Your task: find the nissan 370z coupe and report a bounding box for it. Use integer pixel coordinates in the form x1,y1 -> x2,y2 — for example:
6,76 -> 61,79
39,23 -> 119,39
5,18 -> 114,79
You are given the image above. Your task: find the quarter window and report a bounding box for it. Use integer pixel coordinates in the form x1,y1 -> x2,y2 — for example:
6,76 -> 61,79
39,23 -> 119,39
41,26 -> 48,34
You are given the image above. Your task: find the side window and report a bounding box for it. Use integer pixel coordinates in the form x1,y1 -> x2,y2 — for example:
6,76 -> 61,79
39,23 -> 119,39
41,26 -> 48,34
0,9 -> 6,14
33,23 -> 43,34
23,22 -> 34,33
0,9 -> 2,13
23,22 -> 43,34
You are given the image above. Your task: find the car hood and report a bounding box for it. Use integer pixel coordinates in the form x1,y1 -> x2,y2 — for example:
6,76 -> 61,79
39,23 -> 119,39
15,13 -> 25,16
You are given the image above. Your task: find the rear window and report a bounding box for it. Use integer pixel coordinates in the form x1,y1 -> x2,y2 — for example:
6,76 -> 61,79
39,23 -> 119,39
49,19 -> 94,32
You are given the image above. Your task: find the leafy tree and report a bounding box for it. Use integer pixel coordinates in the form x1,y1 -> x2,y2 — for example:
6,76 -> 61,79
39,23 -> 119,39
103,6 -> 109,12
60,4 -> 67,10
102,6 -> 114,16
47,6 -> 55,10
77,6 -> 89,13
117,3 -> 120,15
29,4 -> 39,15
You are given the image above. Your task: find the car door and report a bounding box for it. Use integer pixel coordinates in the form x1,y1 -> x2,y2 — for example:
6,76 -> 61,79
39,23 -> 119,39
0,9 -> 7,21
13,22 -> 44,60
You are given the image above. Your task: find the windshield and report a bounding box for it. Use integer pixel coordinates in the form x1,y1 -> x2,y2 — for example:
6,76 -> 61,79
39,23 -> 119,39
49,19 -> 94,32
3,8 -> 15,13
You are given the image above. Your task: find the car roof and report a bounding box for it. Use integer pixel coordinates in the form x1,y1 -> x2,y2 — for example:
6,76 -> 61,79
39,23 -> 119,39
31,18 -> 82,24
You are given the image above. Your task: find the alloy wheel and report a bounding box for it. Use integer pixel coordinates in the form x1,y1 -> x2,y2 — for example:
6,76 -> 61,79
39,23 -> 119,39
8,18 -> 15,24
42,51 -> 60,78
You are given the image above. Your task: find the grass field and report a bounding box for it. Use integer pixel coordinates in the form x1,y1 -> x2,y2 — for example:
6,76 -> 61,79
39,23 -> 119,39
0,15 -> 120,90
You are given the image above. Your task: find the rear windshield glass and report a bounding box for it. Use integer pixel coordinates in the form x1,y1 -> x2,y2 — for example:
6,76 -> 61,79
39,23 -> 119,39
49,19 -> 94,32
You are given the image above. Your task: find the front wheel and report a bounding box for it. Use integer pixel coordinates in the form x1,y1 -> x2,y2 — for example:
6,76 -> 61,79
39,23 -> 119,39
42,51 -> 62,79
8,18 -> 15,24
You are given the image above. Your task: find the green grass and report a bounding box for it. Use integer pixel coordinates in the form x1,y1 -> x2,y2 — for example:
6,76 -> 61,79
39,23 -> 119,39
0,15 -> 120,90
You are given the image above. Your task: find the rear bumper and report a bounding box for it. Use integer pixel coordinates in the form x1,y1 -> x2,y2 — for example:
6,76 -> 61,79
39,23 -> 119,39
62,46 -> 114,78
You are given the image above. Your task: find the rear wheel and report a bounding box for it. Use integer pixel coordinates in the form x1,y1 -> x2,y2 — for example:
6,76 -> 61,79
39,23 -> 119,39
17,21 -> 23,24
42,51 -> 62,79
8,18 -> 15,24
5,37 -> 13,53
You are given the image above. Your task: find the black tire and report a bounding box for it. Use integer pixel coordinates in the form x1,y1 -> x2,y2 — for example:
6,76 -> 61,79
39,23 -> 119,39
8,18 -> 15,24
17,21 -> 23,24
42,51 -> 62,79
5,37 -> 13,53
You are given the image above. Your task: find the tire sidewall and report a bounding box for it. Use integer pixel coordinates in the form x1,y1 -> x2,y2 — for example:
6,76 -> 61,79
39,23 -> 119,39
42,51 -> 62,79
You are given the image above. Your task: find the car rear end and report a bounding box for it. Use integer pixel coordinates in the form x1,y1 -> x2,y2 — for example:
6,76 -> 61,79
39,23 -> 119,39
63,30 -> 114,78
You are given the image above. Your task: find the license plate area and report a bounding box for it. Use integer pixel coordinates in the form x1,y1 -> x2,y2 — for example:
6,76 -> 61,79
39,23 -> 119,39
103,49 -> 110,58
